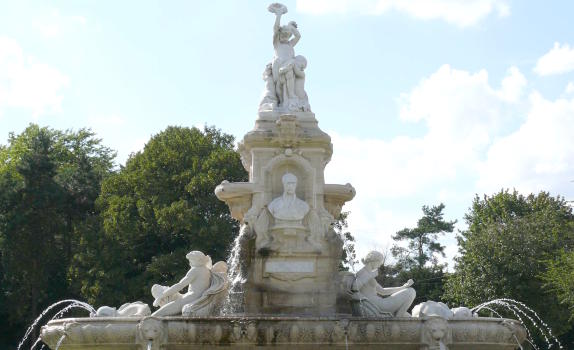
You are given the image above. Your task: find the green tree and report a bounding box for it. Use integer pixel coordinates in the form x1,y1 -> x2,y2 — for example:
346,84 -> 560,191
389,203 -> 455,305
392,203 -> 456,270
443,190 -> 574,345
541,249 -> 574,320
75,126 -> 248,307
0,124 -> 115,348
333,211 -> 358,271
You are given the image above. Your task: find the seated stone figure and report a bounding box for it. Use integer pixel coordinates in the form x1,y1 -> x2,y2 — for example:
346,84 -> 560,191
349,251 -> 416,317
182,261 -> 228,316
268,172 -> 309,223
151,251 -> 228,317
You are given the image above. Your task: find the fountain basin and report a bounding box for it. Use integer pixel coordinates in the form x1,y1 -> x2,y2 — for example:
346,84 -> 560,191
41,315 -> 526,349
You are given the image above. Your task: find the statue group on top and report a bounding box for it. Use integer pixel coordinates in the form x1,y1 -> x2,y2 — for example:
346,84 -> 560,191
260,3 -> 311,113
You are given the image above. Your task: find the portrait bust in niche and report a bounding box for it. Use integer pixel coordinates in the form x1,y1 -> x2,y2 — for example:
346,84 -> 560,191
268,172 -> 309,222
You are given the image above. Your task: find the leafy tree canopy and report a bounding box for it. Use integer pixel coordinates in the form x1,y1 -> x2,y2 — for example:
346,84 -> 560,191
387,203 -> 455,306
0,124 -> 115,348
542,249 -> 574,321
443,190 -> 574,341
75,126 -> 248,307
333,211 -> 357,271
392,203 -> 456,270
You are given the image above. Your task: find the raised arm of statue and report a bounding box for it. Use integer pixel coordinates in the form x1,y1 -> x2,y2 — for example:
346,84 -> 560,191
273,14 -> 282,43
269,3 -> 288,45
288,22 -> 301,47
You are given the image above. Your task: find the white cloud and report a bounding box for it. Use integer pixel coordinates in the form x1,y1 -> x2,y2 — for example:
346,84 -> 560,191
398,64 -> 525,168
497,66 -> 527,102
534,42 -> 574,76
0,37 -> 69,118
477,93 -> 574,195
296,0 -> 510,27
34,10 -> 87,39
565,82 -> 574,95
327,64 -> 574,266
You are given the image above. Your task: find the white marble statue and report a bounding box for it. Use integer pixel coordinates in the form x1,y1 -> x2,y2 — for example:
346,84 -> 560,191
350,251 -> 416,317
182,261 -> 229,316
259,63 -> 278,111
412,301 -> 453,319
268,173 -> 309,222
151,251 -> 228,317
412,300 -> 476,319
93,301 -> 151,317
261,3 -> 310,112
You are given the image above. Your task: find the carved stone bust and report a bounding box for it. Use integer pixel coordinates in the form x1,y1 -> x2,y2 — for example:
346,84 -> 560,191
268,173 -> 309,222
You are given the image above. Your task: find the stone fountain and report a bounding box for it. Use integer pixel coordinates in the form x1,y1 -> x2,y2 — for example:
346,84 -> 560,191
40,3 -> 527,349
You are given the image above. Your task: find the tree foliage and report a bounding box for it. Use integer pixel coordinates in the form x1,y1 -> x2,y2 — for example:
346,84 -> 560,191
392,203 -> 456,269
73,126 -> 248,307
333,211 -> 358,271
443,190 -> 574,342
541,249 -> 574,321
388,203 -> 455,306
0,124 -> 115,348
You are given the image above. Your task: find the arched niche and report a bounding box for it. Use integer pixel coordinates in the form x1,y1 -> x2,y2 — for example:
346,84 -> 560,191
262,153 -> 316,209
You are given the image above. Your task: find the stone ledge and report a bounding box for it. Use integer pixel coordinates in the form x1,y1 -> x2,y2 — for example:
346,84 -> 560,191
41,316 -> 526,350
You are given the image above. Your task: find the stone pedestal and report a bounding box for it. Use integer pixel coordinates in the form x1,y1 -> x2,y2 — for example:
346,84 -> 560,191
216,111 -> 355,315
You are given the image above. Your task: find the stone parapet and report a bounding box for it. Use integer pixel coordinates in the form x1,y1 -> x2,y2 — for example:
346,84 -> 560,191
41,316 -> 526,350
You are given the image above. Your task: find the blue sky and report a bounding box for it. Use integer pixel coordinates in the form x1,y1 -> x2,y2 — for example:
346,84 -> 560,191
1,0 -> 574,269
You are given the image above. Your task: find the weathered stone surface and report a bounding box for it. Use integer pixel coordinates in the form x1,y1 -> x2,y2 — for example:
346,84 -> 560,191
41,316 -> 526,349
216,109 -> 354,315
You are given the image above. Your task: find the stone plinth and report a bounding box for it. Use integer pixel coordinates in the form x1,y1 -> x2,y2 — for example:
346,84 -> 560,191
41,316 -> 527,350
216,111 -> 355,316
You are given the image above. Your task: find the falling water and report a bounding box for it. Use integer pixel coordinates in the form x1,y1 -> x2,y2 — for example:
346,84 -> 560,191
478,303 -> 537,347
471,298 -> 563,349
222,225 -> 251,314
17,299 -> 95,350
54,334 -> 67,350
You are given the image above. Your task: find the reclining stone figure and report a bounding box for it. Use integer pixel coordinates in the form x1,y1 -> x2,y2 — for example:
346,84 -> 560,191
346,251 -> 416,317
151,251 -> 229,317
